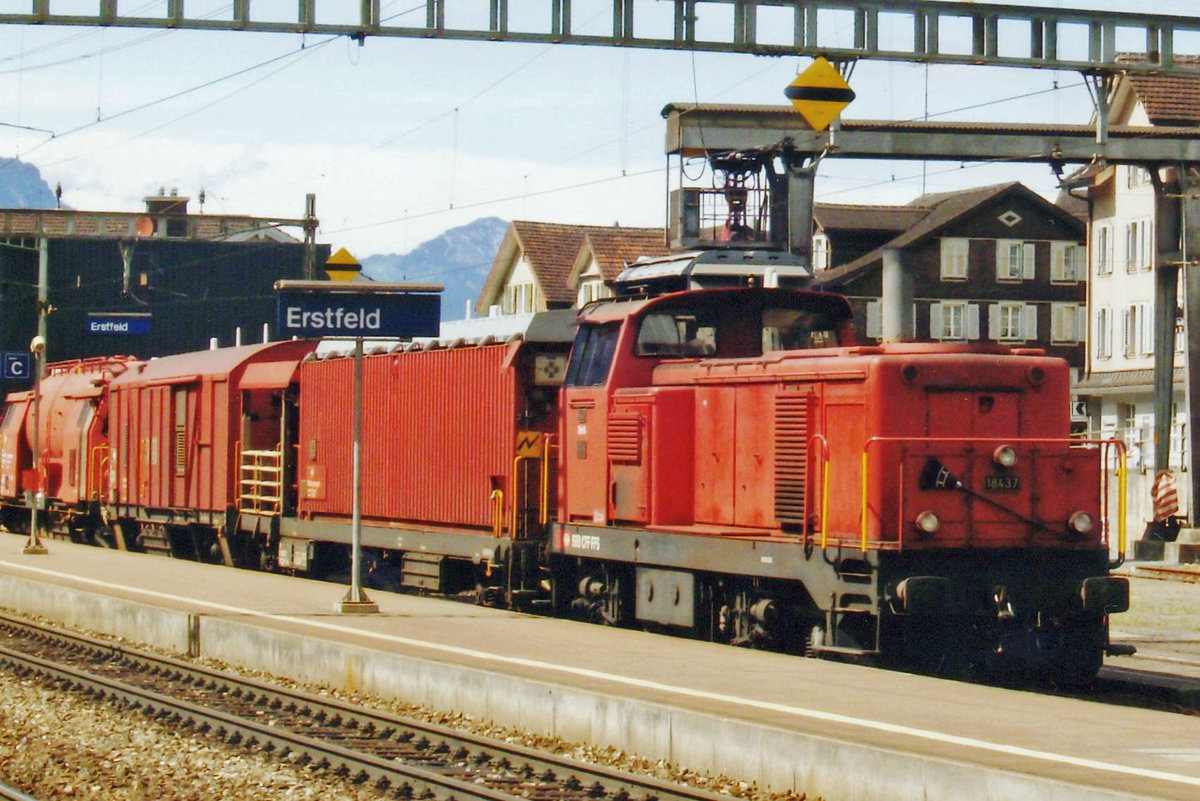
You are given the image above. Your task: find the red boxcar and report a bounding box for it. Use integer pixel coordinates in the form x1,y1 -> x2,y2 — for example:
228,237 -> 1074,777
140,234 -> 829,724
285,336 -> 567,598
105,340 -> 316,558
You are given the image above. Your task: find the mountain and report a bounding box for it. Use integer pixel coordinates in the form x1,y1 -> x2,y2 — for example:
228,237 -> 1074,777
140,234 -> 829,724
361,217 -> 509,321
0,159 -> 59,208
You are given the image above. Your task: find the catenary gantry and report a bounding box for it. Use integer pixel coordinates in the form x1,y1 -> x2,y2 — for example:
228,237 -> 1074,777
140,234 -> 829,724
5,2 -> 1200,77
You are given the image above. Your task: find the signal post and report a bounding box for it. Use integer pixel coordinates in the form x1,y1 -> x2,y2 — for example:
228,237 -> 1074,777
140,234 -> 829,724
276,251 -> 440,614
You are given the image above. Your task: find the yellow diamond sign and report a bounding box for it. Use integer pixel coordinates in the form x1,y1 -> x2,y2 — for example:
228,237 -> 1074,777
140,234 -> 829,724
784,57 -> 856,132
324,247 -> 362,282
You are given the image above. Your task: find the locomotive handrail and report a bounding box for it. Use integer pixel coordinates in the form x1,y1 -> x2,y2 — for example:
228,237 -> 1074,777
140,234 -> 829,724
808,433 -> 830,550
540,434 -> 557,527
858,436 -> 1126,554
490,489 -> 504,539
1115,450 -> 1128,568
511,454 -> 533,540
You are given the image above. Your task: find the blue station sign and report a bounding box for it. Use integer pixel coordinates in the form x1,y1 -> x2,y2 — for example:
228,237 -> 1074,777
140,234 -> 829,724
276,289 -> 440,339
88,313 -> 152,335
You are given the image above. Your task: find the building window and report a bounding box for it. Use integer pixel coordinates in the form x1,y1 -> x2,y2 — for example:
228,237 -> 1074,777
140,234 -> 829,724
504,281 -> 538,314
1096,225 -> 1112,276
1122,302 -> 1153,357
1126,166 -> 1151,188
1125,219 -> 1154,272
577,277 -> 611,306
940,238 -> 968,280
812,233 -> 831,272
1050,242 -> 1084,283
1096,306 -> 1112,359
996,240 -> 1035,281
1050,303 -> 1085,344
991,302 -> 1027,341
1118,402 -> 1139,448
865,299 -> 881,340
931,301 -> 978,341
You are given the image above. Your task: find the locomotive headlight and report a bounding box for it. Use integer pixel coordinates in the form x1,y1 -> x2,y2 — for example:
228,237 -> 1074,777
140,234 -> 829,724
1068,511 -> 1095,535
915,510 -> 941,535
992,445 -> 1018,469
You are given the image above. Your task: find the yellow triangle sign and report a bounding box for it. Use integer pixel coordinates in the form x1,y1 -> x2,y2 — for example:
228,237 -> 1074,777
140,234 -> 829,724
784,57 -> 856,132
324,247 -> 362,282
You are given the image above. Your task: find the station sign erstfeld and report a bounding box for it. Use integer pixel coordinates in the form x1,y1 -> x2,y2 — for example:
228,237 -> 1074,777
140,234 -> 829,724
275,289 -> 440,339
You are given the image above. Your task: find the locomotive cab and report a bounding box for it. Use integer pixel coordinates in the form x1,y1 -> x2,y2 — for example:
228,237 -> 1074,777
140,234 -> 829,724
560,288 -> 853,528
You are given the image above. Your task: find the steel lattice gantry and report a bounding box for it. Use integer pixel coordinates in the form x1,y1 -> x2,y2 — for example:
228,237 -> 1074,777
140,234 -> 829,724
664,104 -> 1200,519
6,1 -> 1200,77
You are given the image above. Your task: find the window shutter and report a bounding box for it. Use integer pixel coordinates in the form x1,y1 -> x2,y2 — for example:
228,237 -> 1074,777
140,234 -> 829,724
1076,306 -> 1087,344
967,304 -> 981,340
1023,304 -> 1037,340
1022,243 -> 1036,280
930,303 -> 944,340
1141,303 -> 1154,355
1122,308 -> 1134,357
866,300 -> 882,339
988,304 -> 1000,339
995,243 -> 1006,280
1072,246 -> 1085,281
1051,243 -> 1064,281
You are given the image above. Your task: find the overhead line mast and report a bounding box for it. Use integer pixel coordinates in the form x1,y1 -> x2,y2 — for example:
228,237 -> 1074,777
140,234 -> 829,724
8,1 -> 1200,77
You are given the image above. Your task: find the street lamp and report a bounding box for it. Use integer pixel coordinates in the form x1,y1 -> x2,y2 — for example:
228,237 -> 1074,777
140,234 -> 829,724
24,333 -> 46,555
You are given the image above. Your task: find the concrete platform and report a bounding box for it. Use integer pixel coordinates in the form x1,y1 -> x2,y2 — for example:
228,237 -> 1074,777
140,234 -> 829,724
0,540 -> 1198,801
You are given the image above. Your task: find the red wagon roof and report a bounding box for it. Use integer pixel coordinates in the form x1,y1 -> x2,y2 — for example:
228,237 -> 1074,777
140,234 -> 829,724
110,340 -> 316,388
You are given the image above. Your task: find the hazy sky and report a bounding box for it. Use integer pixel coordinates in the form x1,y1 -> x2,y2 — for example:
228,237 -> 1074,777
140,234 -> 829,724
0,1 -> 1196,262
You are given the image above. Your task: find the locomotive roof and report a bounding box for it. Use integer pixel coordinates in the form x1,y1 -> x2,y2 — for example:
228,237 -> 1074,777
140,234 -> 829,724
109,339 -> 317,387
577,287 -> 854,325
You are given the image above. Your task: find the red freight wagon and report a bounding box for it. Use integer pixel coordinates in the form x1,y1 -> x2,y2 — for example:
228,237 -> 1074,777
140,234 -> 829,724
286,336 -> 568,598
105,339 -> 316,559
0,357 -> 140,540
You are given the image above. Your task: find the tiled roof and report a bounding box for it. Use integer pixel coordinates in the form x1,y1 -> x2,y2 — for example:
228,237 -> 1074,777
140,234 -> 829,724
813,182 -> 1086,288
813,182 -> 1024,287
813,204 -> 925,233
511,221 -> 598,305
581,227 -> 668,281
1119,54 -> 1200,127
486,222 -> 667,309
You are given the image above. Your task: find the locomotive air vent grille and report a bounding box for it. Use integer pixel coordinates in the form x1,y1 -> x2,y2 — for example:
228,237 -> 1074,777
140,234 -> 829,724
607,415 -> 643,464
774,394 -> 811,524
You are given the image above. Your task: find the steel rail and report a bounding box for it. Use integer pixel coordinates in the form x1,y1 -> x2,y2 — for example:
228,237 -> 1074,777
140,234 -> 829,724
0,781 -> 40,801
0,614 -> 730,801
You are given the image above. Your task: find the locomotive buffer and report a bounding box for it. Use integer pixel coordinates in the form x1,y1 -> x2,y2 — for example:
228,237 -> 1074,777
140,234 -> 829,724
276,270 -> 441,613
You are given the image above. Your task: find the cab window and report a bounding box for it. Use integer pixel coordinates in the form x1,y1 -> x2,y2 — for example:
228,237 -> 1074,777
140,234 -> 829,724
762,307 -> 839,352
565,324 -> 619,387
636,310 -> 717,357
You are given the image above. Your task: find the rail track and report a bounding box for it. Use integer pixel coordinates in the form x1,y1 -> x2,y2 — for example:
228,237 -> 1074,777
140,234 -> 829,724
0,614 -> 733,801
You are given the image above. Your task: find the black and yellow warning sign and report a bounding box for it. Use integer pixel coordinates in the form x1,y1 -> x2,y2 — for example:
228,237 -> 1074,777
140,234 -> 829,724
784,57 -> 856,132
324,247 -> 363,282
516,431 -> 544,459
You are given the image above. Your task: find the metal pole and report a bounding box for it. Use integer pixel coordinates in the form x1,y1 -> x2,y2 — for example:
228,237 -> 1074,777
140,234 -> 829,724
338,336 -> 377,613
24,237 -> 48,555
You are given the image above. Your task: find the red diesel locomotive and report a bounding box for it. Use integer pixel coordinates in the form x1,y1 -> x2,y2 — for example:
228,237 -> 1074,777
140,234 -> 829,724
0,286 -> 1130,683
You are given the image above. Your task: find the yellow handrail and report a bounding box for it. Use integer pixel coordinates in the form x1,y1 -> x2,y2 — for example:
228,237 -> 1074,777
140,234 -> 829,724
490,489 -> 504,538
89,444 -> 109,501
511,455 -> 531,539
540,434 -> 556,526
